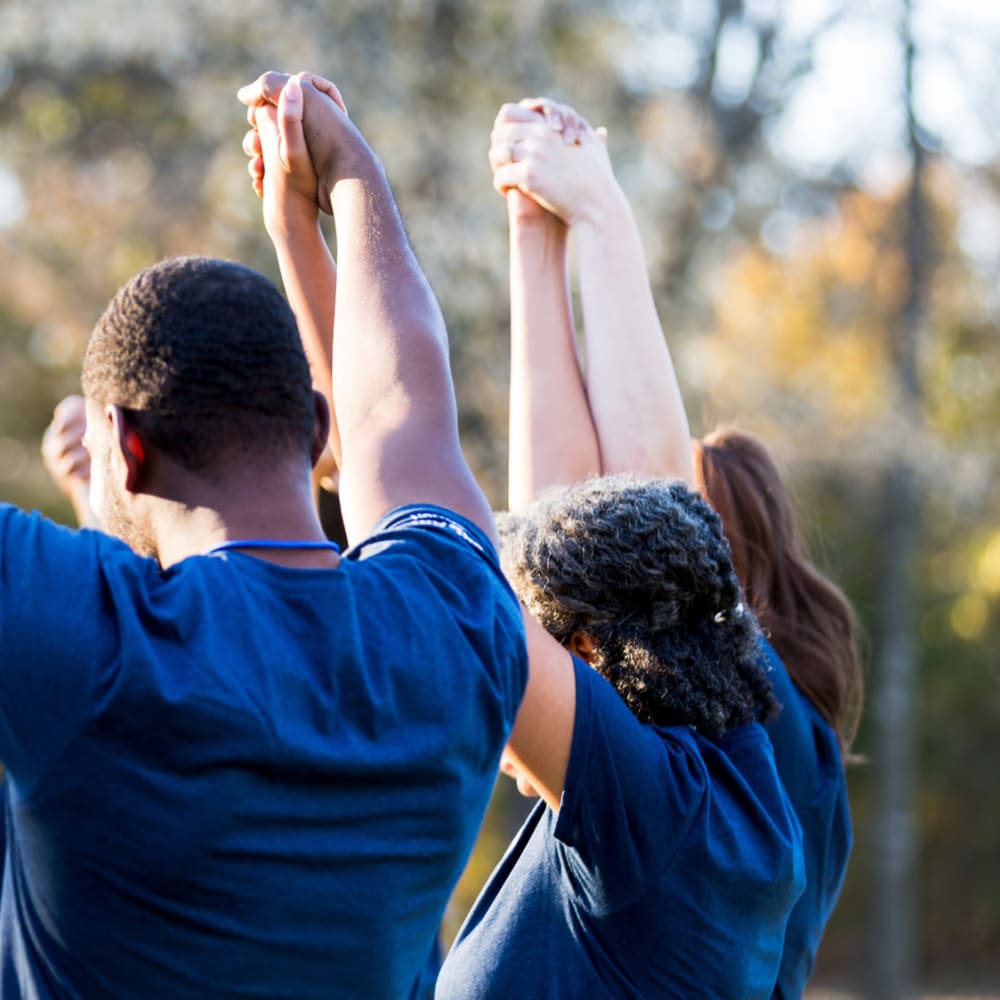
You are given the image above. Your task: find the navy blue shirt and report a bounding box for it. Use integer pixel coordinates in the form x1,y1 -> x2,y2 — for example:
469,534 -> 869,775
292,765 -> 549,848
437,655 -> 805,999
762,638 -> 852,997
0,503 -> 527,999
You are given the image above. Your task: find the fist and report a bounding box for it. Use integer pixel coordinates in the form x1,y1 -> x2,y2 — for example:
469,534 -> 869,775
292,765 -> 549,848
41,395 -> 91,500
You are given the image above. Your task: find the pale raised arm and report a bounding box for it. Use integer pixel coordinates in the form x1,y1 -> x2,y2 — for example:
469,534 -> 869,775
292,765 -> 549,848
493,100 -> 694,487
489,105 -> 601,511
572,180 -> 694,485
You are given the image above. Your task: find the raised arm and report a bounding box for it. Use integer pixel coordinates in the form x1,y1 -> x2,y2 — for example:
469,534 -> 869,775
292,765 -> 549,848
240,73 -> 494,544
493,100 -> 694,487
488,105 -> 601,511
243,76 -> 342,468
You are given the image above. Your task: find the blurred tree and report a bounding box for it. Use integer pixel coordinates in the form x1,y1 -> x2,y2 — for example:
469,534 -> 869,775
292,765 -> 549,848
871,3 -> 926,995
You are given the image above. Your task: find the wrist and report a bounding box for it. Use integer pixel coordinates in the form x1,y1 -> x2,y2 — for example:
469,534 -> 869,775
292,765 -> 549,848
510,210 -> 568,246
510,220 -> 568,277
567,179 -> 629,234
321,138 -> 385,214
328,154 -> 390,219
265,194 -> 321,242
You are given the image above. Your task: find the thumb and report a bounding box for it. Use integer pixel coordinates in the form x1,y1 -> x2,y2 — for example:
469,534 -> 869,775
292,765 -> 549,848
277,75 -> 308,171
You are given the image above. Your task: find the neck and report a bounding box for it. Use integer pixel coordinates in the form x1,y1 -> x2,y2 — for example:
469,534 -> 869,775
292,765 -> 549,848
148,465 -> 335,569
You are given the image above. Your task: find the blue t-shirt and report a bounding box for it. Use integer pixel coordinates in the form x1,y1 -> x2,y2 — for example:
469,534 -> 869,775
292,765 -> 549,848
437,655 -> 805,999
761,638 -> 852,997
0,503 -> 527,999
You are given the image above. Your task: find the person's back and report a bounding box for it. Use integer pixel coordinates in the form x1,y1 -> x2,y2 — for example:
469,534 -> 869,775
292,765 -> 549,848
1,506 -> 521,998
1,76 -> 527,998
761,638 -> 851,997
438,675 -> 802,999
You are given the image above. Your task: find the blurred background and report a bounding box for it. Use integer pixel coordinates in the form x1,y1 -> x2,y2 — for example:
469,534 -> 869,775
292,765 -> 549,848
0,1 -> 997,996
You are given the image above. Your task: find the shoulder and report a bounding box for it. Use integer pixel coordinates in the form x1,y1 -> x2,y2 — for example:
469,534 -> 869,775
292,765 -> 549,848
347,503 -> 519,615
694,723 -> 805,899
348,504 -> 499,570
760,636 -> 846,799
557,660 -> 713,848
0,504 -> 166,653
552,665 -> 795,913
709,721 -> 803,851
345,503 -> 527,714
568,658 -> 711,783
0,508 -> 150,788
0,504 -> 136,584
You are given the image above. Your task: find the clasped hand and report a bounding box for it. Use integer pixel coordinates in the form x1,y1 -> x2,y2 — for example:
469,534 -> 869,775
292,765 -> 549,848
488,98 -> 613,228
237,70 -> 369,223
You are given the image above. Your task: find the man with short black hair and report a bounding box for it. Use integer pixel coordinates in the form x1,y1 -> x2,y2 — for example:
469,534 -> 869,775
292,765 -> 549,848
0,71 -> 526,999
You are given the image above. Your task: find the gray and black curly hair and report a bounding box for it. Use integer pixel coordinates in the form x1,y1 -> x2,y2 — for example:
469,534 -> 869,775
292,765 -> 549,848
499,475 -> 778,738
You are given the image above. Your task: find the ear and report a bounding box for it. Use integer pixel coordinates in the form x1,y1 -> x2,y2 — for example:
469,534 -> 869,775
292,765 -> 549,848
567,632 -> 598,664
108,406 -> 147,494
309,390 -> 333,469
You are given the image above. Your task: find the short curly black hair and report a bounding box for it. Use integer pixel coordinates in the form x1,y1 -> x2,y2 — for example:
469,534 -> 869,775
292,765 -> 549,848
81,256 -> 315,471
499,475 -> 778,738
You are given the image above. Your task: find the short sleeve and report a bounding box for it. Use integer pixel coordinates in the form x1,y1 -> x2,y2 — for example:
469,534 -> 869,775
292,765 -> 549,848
350,504 -> 498,568
551,657 -> 708,914
0,507 -> 109,789
346,503 -> 528,750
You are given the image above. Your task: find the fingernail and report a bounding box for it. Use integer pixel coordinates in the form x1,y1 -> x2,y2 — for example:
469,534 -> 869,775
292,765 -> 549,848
286,76 -> 302,102
550,112 -> 563,132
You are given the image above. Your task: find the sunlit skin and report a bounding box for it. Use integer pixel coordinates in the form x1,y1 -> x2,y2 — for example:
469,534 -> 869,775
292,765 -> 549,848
81,397 -> 158,557
500,630 -> 597,801
43,393 -> 341,529
77,387 -> 336,570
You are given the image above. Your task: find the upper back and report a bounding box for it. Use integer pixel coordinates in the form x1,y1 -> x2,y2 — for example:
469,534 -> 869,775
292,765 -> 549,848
0,504 -> 526,999
761,638 -> 852,995
439,658 -> 804,999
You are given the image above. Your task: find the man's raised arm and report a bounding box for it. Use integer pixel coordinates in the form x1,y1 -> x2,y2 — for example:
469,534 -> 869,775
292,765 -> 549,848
240,72 -> 494,545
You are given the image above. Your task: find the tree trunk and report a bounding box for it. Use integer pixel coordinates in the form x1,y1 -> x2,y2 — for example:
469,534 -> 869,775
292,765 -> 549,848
871,1 -> 928,996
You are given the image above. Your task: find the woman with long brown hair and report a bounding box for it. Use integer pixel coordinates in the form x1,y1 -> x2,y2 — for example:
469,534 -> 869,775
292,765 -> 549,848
695,429 -> 862,754
483,95 -> 863,996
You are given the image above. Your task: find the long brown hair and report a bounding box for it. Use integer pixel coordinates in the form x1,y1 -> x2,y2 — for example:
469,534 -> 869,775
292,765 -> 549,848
693,427 -> 863,754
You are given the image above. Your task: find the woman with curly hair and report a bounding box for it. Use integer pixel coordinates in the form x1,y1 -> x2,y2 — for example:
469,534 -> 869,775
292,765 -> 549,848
435,474 -> 804,998
480,96 -> 863,997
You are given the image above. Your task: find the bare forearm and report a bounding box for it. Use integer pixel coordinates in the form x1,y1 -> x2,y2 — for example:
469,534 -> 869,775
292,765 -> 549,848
270,217 -> 342,465
505,608 -> 577,812
330,165 -> 492,541
508,216 -> 601,512
575,187 -> 694,485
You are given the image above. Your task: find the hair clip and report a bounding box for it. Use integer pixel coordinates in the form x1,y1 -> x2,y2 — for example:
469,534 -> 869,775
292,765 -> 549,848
713,602 -> 745,625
